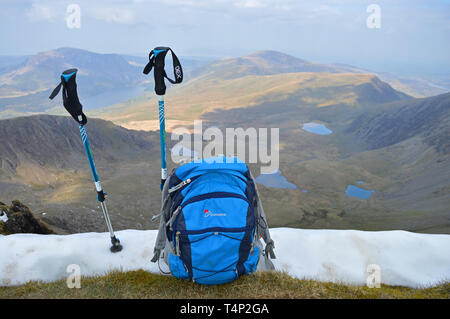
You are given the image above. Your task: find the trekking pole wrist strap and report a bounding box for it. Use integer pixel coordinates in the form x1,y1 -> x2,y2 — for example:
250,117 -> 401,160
143,47 -> 183,95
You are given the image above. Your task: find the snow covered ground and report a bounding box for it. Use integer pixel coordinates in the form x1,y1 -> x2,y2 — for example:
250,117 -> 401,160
1,228 -> 449,288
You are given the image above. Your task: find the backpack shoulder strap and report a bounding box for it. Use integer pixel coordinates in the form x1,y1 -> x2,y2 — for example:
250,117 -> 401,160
249,170 -> 276,260
151,173 -> 174,262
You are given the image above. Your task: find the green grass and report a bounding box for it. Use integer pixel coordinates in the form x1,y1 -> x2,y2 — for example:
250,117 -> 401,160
1,270 -> 448,299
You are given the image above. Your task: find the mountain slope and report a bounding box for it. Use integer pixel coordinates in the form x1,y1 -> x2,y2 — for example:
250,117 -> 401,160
191,51 -> 449,98
0,55 -> 29,71
329,63 -> 450,98
347,92 -> 450,153
0,47 -> 144,98
0,48 -> 147,119
0,115 -> 162,233
192,50 -> 359,80
102,57 -> 409,127
342,92 -> 450,215
0,115 -> 155,176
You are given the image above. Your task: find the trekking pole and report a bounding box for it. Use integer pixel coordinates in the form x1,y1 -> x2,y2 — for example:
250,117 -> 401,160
143,47 -> 183,189
49,68 -> 122,253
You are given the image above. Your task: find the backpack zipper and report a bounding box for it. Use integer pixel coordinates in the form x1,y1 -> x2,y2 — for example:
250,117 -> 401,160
181,191 -> 250,209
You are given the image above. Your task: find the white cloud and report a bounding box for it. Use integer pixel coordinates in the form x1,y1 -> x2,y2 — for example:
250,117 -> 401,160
26,2 -> 57,22
89,6 -> 135,24
235,0 -> 268,9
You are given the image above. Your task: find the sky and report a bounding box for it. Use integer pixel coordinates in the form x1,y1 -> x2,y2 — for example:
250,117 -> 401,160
0,0 -> 449,75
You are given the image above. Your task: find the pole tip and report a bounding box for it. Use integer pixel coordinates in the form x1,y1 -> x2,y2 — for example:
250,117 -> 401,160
110,236 -> 123,253
110,244 -> 123,253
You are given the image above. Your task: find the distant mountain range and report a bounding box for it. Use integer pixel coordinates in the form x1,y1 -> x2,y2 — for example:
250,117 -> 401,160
191,50 -> 353,80
0,48 -> 447,120
0,48 -> 147,119
0,47 -> 144,98
192,51 -> 448,98
0,48 -> 216,119
101,50 -> 410,127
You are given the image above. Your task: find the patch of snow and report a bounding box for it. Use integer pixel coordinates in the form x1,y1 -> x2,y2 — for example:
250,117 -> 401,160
0,211 -> 7,223
0,228 -> 449,288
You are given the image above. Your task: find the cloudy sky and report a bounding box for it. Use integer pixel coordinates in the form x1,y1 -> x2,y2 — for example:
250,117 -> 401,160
1,0 -> 449,75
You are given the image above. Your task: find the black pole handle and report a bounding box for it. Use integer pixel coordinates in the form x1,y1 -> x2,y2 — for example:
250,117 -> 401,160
153,47 -> 168,95
49,68 -> 87,125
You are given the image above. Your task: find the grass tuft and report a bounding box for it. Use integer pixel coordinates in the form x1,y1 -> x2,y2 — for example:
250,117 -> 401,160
0,270 -> 448,299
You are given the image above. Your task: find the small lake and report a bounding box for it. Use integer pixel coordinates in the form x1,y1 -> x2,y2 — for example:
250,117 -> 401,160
82,85 -> 147,110
302,122 -> 332,135
345,185 -> 374,199
255,170 -> 297,189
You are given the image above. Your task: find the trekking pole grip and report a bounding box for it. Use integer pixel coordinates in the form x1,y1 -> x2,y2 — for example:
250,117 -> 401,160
49,68 -> 87,125
154,53 -> 167,96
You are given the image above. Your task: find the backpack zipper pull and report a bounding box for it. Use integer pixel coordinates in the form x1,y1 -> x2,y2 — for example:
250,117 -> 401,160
169,178 -> 192,193
175,231 -> 181,256
166,206 -> 181,231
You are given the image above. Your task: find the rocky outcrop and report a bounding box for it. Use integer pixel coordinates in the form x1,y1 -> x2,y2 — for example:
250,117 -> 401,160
0,200 -> 55,235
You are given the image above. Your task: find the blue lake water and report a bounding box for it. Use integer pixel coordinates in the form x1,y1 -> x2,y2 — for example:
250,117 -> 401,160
329,199 -> 335,208
255,170 -> 298,189
82,85 -> 147,110
357,181 -> 365,184
302,122 -> 333,135
345,185 -> 374,199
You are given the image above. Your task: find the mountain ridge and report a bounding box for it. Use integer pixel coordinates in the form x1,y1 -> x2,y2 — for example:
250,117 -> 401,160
191,50 -> 358,80
348,92 -> 450,153
0,47 -> 145,100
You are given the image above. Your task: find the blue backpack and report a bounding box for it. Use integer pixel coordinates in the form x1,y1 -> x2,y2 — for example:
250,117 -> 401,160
151,157 -> 276,285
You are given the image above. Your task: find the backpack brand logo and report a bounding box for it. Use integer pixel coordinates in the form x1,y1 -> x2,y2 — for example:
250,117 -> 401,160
204,209 -> 226,218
